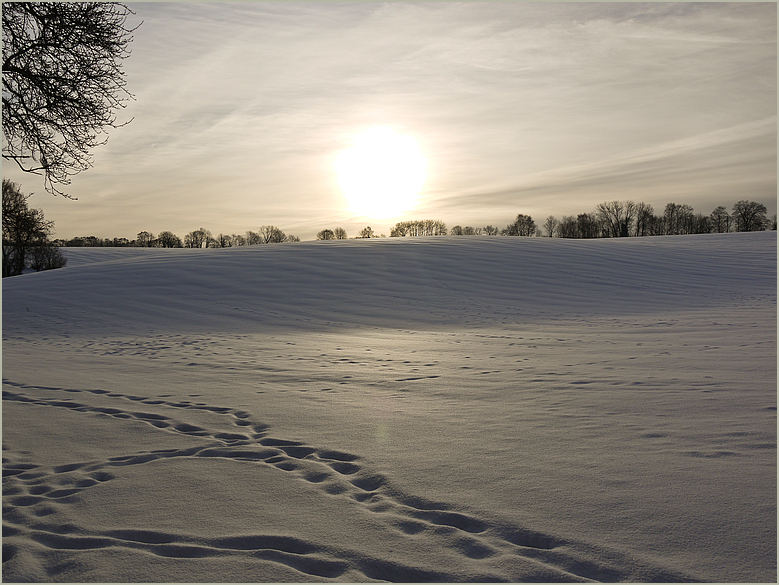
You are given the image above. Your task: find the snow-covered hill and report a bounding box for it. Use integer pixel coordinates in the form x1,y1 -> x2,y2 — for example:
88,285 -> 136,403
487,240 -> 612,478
3,232 -> 776,582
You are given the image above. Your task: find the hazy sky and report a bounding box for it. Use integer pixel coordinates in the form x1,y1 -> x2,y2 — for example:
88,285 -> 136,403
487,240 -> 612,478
6,2 -> 777,241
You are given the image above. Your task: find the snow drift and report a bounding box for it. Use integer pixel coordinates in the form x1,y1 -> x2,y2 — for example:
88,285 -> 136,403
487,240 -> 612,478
3,232 -> 776,582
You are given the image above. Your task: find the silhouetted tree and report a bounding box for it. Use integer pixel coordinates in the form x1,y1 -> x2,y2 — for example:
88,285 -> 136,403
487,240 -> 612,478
556,216 -> 577,238
333,227 -> 347,240
732,200 -> 768,232
28,239 -> 67,271
390,220 -> 447,237
709,206 -> 732,233
502,214 -> 536,236
157,231 -> 182,248
2,3 -> 139,197
316,229 -> 335,241
483,225 -> 499,236
214,233 -> 233,248
662,203 -> 696,235
692,213 -> 710,234
596,200 -> 636,237
184,227 -> 211,248
578,213 -> 601,238
357,226 -> 375,239
2,179 -> 65,276
258,225 -> 287,243
450,225 -> 464,235
543,216 -> 559,237
633,203 -> 654,237
135,230 -> 154,247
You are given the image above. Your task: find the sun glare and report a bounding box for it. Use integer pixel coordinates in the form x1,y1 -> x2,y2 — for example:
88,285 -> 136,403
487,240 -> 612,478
336,127 -> 426,219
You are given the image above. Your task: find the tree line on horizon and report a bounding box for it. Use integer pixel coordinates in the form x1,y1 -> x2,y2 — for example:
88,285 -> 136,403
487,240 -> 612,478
3,181 -> 776,278
51,198 -> 775,251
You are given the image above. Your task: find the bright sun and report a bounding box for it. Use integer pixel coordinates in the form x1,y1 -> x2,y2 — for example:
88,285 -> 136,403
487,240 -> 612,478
336,127 -> 426,219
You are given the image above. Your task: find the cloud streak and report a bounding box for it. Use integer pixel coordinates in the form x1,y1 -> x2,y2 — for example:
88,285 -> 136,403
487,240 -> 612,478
6,2 -> 775,240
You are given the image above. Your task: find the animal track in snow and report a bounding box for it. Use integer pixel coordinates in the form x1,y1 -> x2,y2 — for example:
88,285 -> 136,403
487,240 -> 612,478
3,378 -> 695,582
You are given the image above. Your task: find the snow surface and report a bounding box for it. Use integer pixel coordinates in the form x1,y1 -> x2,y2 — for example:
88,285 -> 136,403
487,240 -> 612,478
2,232 -> 776,583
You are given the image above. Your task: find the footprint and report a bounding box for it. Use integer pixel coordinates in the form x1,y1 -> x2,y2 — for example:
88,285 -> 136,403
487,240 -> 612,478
328,461 -> 360,475
350,474 -> 385,492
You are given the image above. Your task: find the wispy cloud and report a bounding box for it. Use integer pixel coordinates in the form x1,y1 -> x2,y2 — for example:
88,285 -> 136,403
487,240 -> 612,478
7,2 -> 775,240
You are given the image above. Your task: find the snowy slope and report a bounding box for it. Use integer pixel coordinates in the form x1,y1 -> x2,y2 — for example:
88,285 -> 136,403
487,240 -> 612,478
3,232 -> 776,582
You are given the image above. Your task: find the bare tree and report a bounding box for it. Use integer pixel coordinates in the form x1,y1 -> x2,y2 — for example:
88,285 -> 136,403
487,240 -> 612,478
258,225 -> 287,243
2,3 -> 139,197
135,230 -> 154,247
732,200 -> 769,232
333,227 -> 348,240
633,203 -> 654,237
2,179 -> 64,276
157,230 -> 182,248
543,216 -> 559,237
482,225 -> 499,236
357,226 -> 375,239
390,220 -> 447,237
596,200 -> 636,237
214,233 -> 233,248
183,227 -> 211,249
502,214 -> 536,236
709,206 -> 732,233
662,203 -> 696,235
316,229 -> 335,241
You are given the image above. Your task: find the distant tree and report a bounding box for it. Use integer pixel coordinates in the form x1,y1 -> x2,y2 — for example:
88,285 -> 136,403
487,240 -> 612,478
633,203 -> 654,237
2,179 -> 65,276
462,226 -> 477,235
692,213 -> 710,234
2,3 -> 139,197
543,216 -> 559,237
596,200 -> 636,237
287,235 -> 300,242
709,206 -> 732,233
214,233 -> 233,248
577,213 -> 601,238
157,231 -> 182,248
28,239 -> 67,272
231,234 -> 247,246
502,214 -> 536,237
482,225 -> 499,236
357,226 -> 375,239
136,230 -> 154,247
183,227 -> 211,248
662,203 -> 695,235
333,227 -> 348,240
732,200 -> 768,232
390,220 -> 447,237
450,225 -> 464,236
258,225 -> 287,243
316,229 -> 335,241
772,214 -> 777,230
556,215 -> 577,238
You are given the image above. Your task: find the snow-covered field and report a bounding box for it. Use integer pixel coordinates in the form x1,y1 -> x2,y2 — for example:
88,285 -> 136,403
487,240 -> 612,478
2,232 -> 776,582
